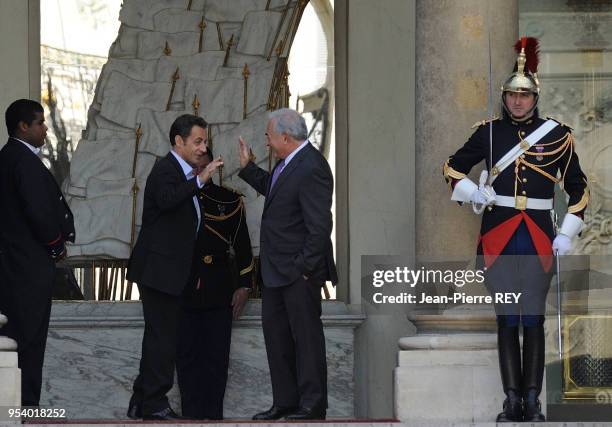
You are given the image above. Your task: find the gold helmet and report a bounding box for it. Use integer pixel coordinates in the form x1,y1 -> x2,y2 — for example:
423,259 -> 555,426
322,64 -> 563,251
502,37 -> 540,120
501,37 -> 540,95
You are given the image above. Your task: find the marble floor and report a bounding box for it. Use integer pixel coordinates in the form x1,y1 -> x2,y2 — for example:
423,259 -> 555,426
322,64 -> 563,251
13,421 -> 612,427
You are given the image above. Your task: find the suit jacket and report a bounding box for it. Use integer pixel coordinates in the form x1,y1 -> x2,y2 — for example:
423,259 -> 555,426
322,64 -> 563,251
127,152 -> 201,296
239,143 -> 337,287
0,138 -> 75,338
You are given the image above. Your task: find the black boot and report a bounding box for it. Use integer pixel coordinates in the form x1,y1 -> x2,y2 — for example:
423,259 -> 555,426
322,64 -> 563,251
522,325 -> 546,422
496,326 -> 523,422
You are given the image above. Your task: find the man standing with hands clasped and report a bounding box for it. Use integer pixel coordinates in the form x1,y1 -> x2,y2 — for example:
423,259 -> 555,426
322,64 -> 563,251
0,99 -> 75,407
126,114 -> 223,420
238,108 -> 337,420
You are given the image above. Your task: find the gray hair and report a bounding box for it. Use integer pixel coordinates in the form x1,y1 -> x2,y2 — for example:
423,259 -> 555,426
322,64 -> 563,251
268,108 -> 308,141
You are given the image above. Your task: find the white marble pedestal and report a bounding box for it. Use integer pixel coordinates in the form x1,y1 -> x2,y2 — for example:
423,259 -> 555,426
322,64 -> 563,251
0,312 -> 21,410
394,333 -> 546,423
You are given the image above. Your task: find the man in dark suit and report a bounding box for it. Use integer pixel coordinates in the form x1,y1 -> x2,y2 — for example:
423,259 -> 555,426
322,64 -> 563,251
177,148 -> 254,419
126,114 -> 223,420
238,108 -> 337,420
0,99 -> 75,406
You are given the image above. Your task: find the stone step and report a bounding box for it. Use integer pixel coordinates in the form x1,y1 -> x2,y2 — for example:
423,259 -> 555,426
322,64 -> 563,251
411,424 -> 612,427
14,420 -> 399,427
12,421 -> 612,427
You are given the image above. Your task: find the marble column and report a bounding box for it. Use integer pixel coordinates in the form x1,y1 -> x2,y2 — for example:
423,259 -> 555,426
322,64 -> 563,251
394,2 -> 521,422
0,311 -> 21,408
0,0 -> 40,146
410,0 -> 519,340
340,0 -> 417,418
416,0 -> 518,260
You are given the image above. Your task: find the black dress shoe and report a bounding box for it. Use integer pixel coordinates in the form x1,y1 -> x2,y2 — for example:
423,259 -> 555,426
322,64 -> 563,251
284,407 -> 326,420
143,407 -> 184,420
126,397 -> 142,419
252,405 -> 297,420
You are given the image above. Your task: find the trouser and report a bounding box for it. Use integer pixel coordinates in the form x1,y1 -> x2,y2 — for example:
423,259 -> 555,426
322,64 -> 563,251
176,306 -> 232,420
261,276 -> 327,410
130,285 -> 181,415
0,253 -> 54,407
485,222 -> 552,322
2,299 -> 52,407
488,222 -> 548,399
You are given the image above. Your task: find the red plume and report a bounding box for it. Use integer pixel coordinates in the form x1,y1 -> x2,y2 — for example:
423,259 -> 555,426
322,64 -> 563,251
514,37 -> 540,74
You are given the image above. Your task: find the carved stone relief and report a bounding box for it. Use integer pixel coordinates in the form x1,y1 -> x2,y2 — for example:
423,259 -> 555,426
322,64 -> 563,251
67,0 -> 306,259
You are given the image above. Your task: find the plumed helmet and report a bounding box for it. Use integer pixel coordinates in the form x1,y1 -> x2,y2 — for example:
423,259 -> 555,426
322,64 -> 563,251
501,37 -> 540,95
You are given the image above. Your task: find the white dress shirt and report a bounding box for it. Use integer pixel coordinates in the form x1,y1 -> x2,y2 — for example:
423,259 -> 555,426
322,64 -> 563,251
170,150 -> 203,233
284,139 -> 311,166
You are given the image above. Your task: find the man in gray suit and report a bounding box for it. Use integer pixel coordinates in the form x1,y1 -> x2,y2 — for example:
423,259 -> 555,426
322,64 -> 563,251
238,108 -> 337,420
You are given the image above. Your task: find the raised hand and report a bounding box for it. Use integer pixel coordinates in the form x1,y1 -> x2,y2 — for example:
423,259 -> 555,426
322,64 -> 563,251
238,136 -> 251,169
198,156 -> 224,183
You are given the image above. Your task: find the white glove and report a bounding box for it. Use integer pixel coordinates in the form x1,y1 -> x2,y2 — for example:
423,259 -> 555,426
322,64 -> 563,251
479,170 -> 496,204
559,213 -> 583,239
470,170 -> 496,215
471,187 -> 496,205
552,234 -> 572,256
470,169 -> 496,206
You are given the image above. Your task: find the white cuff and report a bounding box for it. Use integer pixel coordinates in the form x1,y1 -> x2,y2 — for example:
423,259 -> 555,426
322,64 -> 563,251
559,213 -> 583,239
451,177 -> 478,203
196,176 -> 204,188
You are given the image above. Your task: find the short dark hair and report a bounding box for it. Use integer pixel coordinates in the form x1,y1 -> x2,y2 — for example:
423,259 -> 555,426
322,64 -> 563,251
5,99 -> 44,137
169,114 -> 207,146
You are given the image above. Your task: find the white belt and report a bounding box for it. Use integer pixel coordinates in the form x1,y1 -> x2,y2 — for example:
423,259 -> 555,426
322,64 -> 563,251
494,195 -> 553,210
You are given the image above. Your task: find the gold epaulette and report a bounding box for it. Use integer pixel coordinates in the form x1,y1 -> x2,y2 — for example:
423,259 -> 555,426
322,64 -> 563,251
547,116 -> 574,131
471,116 -> 499,129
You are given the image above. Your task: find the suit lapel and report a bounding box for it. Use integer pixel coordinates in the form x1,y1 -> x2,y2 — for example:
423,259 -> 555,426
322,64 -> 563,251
166,152 -> 198,220
166,152 -> 186,180
264,144 -> 311,210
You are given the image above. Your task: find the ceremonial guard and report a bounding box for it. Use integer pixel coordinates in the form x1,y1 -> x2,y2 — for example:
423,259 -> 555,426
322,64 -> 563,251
177,152 -> 254,420
443,38 -> 589,422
